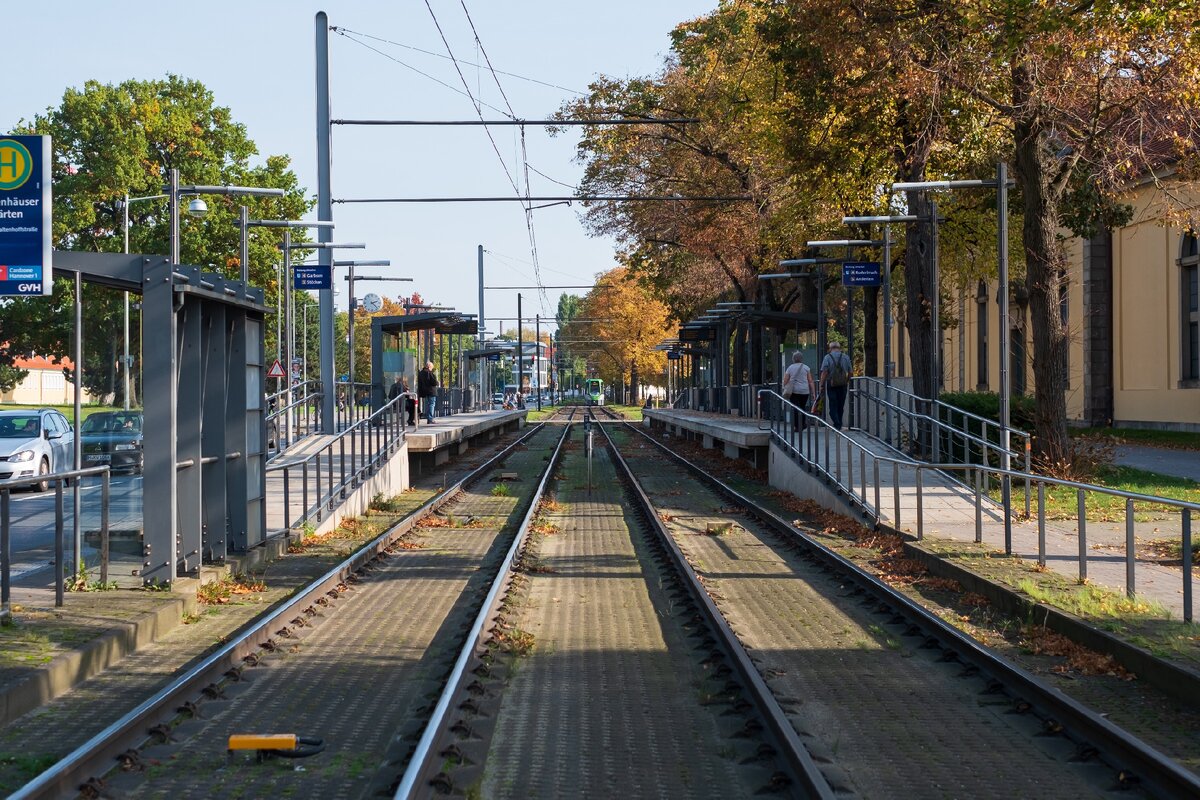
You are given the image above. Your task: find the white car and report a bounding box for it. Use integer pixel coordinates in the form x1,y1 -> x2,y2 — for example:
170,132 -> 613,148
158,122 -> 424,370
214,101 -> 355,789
0,409 -> 73,492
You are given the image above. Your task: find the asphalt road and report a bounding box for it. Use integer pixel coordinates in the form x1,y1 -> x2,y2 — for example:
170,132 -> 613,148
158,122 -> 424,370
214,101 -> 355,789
3,473 -> 143,583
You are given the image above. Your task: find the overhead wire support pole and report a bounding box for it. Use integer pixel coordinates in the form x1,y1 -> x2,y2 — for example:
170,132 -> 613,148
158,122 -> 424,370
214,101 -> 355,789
316,11 -> 335,434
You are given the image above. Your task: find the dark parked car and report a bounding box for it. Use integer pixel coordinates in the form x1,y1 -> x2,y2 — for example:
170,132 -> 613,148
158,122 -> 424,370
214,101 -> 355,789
80,411 -> 143,474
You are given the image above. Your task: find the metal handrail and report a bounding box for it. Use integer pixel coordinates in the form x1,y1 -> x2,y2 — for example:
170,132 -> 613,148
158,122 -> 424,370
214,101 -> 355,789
266,381 -> 323,456
1,466 -> 112,617
851,376 -> 1033,454
757,388 -> 1195,621
266,394 -> 407,534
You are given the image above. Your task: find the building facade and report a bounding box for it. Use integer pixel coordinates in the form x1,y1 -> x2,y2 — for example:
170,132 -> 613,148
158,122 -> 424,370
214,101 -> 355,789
880,180 -> 1200,431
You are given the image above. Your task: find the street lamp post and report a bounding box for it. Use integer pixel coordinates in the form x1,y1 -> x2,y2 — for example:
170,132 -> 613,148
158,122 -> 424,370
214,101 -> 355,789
840,216 -> 921,447
279,241 -> 365,431
341,262 -> 410,422
892,163 -> 1016,551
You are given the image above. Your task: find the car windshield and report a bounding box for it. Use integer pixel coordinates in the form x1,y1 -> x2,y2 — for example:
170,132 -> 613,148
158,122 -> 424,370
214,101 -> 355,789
0,415 -> 40,438
82,413 -> 142,434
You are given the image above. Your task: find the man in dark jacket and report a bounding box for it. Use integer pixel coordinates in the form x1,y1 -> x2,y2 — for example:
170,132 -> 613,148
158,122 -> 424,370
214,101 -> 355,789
417,361 -> 438,424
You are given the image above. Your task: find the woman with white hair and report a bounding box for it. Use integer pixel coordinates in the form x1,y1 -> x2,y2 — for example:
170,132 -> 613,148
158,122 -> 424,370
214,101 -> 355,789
781,350 -> 815,431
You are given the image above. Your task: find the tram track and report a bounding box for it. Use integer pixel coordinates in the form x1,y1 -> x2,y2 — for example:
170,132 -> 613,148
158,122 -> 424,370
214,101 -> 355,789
12,413 -> 575,800
399,411 -> 817,798
606,418 -> 1200,798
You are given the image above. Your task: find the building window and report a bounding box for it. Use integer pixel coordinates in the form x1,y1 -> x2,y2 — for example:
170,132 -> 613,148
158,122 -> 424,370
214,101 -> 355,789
1181,232 -> 1199,385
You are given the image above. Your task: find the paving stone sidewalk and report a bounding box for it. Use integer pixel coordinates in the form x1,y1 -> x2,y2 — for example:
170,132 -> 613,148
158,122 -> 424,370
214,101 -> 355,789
1114,444 -> 1200,483
782,425 -> 1197,619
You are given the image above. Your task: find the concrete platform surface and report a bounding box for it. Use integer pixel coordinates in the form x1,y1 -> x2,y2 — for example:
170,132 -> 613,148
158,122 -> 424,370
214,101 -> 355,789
644,408 -> 771,448
405,409 -> 526,452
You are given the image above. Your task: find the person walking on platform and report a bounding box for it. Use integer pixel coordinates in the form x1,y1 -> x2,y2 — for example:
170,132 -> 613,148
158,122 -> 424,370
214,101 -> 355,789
781,351 -> 815,432
418,361 -> 439,424
819,341 -> 852,431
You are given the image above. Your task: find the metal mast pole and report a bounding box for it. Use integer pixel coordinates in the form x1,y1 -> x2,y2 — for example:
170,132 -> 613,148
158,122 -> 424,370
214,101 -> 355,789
883,224 -> 893,444
997,161 -> 1013,549
283,228 -> 294,440
73,273 -> 83,573
315,11 -> 335,433
348,262 -> 357,423
239,205 -> 249,283
122,194 -> 131,411
478,244 -> 485,338
535,314 -> 542,412
930,197 -> 941,401
517,294 -> 523,404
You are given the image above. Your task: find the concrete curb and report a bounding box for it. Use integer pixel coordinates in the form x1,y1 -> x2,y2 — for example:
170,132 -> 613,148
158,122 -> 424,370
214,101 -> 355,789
0,593 -> 195,728
888,528 -> 1200,708
767,438 -> 1200,707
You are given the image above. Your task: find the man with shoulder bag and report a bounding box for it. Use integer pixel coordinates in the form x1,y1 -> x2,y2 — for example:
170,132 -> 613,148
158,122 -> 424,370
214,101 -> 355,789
781,351 -> 815,432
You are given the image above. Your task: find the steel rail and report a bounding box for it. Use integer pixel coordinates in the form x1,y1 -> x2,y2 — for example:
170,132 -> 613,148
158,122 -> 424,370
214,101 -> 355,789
597,418 -> 836,799
395,410 -> 575,798
620,420 -> 1200,800
12,418 -> 555,800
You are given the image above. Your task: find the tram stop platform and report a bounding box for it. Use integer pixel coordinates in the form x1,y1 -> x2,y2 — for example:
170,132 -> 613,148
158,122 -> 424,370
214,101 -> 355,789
643,409 -> 771,468
406,409 -> 527,474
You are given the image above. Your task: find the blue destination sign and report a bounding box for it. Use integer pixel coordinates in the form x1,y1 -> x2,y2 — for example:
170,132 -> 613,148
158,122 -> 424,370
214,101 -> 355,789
0,135 -> 52,296
294,265 -> 331,290
486,352 -> 501,362
667,351 -> 682,360
842,261 -> 881,287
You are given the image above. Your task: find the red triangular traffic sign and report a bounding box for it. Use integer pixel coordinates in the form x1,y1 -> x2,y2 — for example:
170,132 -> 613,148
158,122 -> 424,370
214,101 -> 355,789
267,359 -> 286,379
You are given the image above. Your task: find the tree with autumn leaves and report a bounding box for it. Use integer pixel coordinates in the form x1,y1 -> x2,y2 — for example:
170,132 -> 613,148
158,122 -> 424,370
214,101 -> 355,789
561,0 -> 1200,461
566,268 -> 672,404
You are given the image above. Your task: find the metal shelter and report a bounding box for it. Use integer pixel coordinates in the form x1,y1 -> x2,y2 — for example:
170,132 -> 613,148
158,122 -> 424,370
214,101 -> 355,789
672,301 -> 817,414
52,251 -> 270,586
370,312 -> 478,411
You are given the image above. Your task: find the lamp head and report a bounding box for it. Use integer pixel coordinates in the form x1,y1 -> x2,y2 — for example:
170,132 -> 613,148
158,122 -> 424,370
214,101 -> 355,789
187,197 -> 209,217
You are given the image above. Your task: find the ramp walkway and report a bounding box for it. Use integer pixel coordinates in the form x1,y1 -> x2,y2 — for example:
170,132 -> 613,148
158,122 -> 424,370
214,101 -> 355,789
651,397 -> 1196,621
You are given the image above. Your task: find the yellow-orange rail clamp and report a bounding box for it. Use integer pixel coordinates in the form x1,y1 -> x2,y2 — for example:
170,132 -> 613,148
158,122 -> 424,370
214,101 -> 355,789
227,734 -> 326,763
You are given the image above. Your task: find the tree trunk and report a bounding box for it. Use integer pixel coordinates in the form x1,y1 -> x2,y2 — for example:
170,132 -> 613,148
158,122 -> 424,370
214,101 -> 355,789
630,360 -> 640,404
904,189 -> 937,402
863,285 -> 879,377
1014,121 -> 1071,463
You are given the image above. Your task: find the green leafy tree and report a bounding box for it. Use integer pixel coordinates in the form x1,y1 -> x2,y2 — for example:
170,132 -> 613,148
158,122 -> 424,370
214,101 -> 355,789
1,75 -> 310,403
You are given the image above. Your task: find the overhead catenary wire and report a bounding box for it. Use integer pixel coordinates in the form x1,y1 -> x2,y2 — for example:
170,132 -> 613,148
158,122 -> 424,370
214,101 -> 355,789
329,25 -> 586,96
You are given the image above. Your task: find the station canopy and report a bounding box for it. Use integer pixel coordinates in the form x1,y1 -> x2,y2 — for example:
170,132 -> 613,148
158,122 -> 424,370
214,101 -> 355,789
373,311 -> 478,336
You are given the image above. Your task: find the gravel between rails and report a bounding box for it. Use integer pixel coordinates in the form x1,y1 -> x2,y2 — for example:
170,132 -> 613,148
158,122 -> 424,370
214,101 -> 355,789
610,426 -> 1133,799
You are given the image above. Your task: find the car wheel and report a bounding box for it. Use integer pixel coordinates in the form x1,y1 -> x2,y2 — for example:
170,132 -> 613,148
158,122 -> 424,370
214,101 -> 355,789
35,457 -> 50,493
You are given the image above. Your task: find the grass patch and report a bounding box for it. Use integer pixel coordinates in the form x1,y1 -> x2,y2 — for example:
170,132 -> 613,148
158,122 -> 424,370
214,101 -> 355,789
196,573 -> 267,606
490,483 -> 512,497
1017,579 -> 1170,619
606,404 -> 645,421
524,408 -> 555,422
1074,426 -> 1200,452
993,465 -> 1200,522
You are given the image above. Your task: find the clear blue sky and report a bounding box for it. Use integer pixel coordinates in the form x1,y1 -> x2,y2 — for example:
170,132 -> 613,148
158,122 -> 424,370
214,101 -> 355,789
3,0 -> 714,332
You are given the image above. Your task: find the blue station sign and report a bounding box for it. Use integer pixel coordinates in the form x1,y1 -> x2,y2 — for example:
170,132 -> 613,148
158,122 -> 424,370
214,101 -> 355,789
293,265 -> 331,290
486,352 -> 502,362
0,135 -> 52,296
667,351 -> 682,360
842,261 -> 881,287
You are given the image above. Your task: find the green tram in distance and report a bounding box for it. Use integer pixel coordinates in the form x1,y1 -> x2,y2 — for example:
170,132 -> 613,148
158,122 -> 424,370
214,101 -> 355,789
584,378 -> 604,405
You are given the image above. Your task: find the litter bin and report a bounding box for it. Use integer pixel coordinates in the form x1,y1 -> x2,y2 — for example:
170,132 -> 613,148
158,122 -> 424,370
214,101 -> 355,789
461,388 -> 473,412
